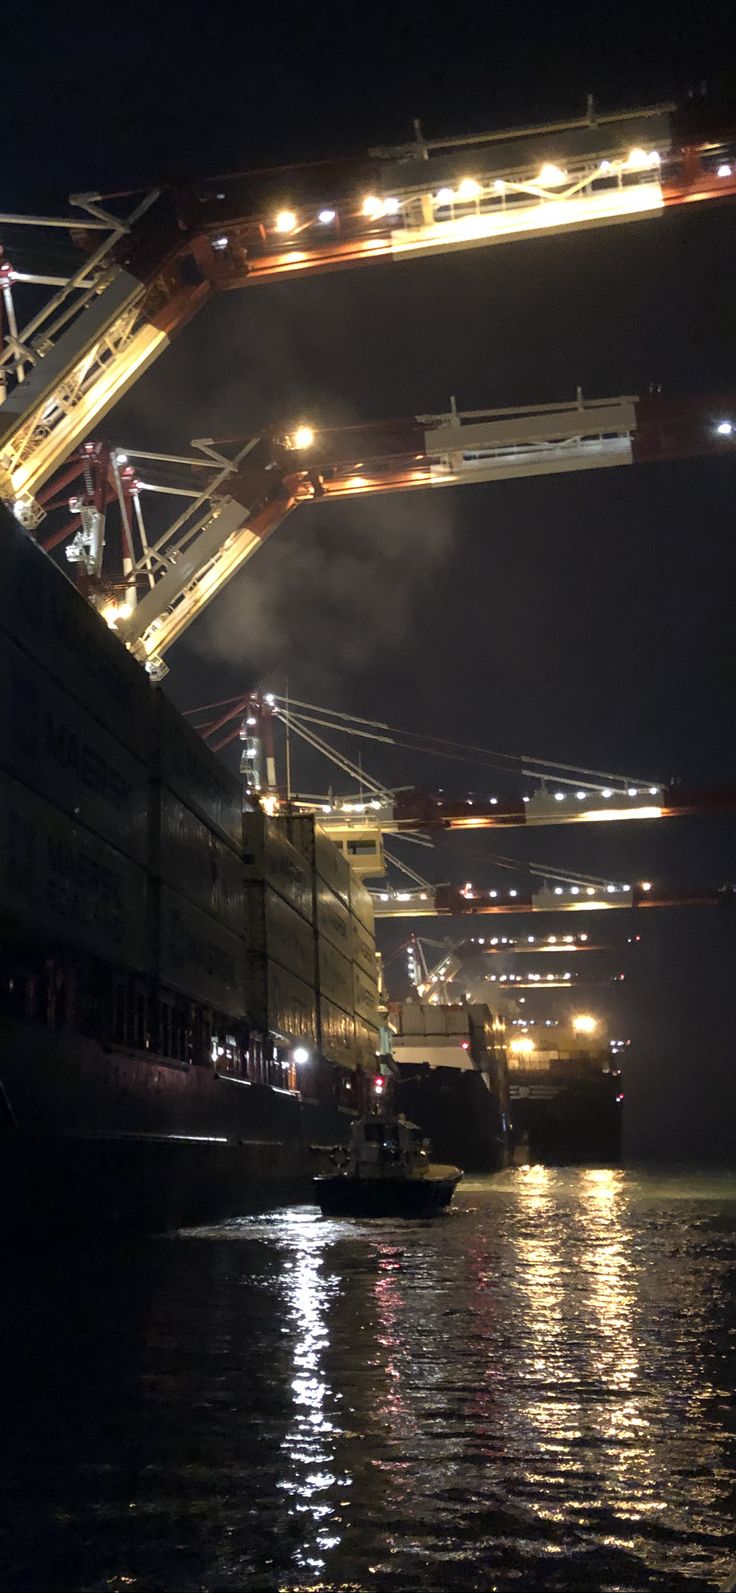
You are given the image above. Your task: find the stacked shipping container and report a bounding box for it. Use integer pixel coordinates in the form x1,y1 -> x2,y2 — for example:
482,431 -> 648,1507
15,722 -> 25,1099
287,817 -> 381,1070
0,529 -> 150,979
0,514 -> 380,1075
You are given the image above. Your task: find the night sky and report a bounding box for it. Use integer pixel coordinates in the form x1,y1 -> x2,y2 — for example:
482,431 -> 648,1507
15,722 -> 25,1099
10,1 -> 736,1158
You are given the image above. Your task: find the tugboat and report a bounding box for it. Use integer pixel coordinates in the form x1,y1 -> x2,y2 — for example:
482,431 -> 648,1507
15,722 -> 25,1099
313,1116 -> 462,1218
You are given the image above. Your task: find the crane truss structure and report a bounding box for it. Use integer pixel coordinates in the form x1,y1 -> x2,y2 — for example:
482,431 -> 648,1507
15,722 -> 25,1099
32,388 -> 736,680
1,96 -> 735,528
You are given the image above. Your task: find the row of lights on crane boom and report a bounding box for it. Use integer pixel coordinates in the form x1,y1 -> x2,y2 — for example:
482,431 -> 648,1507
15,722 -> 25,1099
211,145 -> 690,252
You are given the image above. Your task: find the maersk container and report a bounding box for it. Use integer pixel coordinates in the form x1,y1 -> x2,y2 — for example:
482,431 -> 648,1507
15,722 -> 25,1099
156,883 -> 244,1017
350,913 -> 377,979
0,630 -> 149,865
288,815 -> 350,907
150,689 -> 242,851
316,935 -> 354,1013
242,812 -> 314,923
315,876 -> 351,959
318,996 -> 356,1067
243,882 -> 316,989
349,874 -> 376,933
353,962 -> 380,1027
244,954 -> 317,1044
153,789 -> 244,934
0,513 -> 150,760
0,768 -> 148,971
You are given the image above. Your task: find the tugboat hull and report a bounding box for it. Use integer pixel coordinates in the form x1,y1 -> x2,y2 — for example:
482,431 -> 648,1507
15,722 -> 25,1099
314,1170 -> 461,1218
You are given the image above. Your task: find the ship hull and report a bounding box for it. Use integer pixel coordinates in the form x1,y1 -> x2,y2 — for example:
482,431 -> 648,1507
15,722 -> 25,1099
314,1170 -> 461,1219
393,1064 -> 509,1174
510,1076 -> 623,1166
0,1018 -> 353,1241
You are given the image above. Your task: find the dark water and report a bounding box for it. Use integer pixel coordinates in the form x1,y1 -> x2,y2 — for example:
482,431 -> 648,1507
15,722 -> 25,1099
1,1169 -> 735,1593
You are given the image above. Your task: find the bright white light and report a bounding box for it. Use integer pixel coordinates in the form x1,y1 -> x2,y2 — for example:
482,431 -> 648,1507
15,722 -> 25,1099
493,178 -> 505,193
392,182 -> 663,260
640,881 -> 652,891
318,208 -> 336,224
626,147 -> 650,170
510,1036 -> 534,1056
489,890 -> 497,899
586,887 -> 596,895
627,787 -> 639,797
292,1046 -> 310,1065
598,159 -> 613,174
436,187 -> 455,205
362,195 -> 383,218
212,235 -> 229,250
382,196 -> 400,215
576,790 -> 586,799
571,887 -> 580,895
602,789 -> 612,798
606,884 -> 616,893
538,162 -> 567,186
456,177 -> 481,200
649,786 -> 659,795
116,451 -> 128,465
509,889 -> 518,897
717,163 -> 732,178
554,792 -> 565,801
580,933 -> 588,941
554,887 -> 563,896
275,209 -> 297,233
581,805 -> 662,823
716,420 -> 733,436
292,424 -> 315,449
573,1014 -> 597,1035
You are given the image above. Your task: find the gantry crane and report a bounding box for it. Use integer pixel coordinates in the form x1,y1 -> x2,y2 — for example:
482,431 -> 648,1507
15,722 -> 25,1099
32,388 -> 736,680
1,94 -> 735,528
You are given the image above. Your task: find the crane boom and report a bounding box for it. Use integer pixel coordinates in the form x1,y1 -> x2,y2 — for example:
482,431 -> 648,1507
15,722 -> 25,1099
372,881 -> 734,917
1,94 -> 734,525
57,386 -> 735,675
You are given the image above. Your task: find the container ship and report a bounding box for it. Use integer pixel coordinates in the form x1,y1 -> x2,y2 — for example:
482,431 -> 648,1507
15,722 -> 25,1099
387,1000 -> 510,1173
506,1020 -> 624,1165
0,507 -> 510,1236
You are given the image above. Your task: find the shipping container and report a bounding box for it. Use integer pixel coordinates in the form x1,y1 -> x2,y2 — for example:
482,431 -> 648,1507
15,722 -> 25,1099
288,815 -> 350,906
353,961 -> 380,1027
0,769 -> 147,970
0,630 -> 149,864
354,1015 -> 381,1068
0,519 -> 150,759
150,689 -> 242,850
242,813 -> 314,922
349,874 -> 376,932
244,954 -> 317,1043
316,936 -> 354,1013
318,995 -> 356,1067
154,789 -> 244,933
315,875 -> 351,958
243,883 -> 316,989
156,883 -> 244,1016
350,912 -> 377,979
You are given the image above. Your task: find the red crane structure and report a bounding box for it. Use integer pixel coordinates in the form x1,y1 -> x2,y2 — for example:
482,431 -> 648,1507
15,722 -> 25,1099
1,94 -> 734,530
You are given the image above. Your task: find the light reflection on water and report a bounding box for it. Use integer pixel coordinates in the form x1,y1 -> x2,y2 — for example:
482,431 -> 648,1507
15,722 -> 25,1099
0,1168 -> 734,1592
